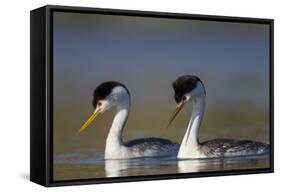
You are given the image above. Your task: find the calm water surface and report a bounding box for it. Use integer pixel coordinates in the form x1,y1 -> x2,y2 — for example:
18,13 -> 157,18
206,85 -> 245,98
54,149 -> 269,180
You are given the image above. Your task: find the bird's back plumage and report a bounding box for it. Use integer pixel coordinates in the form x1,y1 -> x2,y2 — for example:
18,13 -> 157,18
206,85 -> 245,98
199,139 -> 269,157
125,137 -> 180,157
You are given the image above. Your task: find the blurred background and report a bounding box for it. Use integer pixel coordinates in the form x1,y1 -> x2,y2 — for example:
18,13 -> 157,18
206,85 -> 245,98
53,11 -> 270,180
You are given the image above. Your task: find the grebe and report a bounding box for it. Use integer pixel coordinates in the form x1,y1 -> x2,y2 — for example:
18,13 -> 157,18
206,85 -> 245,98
167,75 -> 269,159
79,81 -> 179,159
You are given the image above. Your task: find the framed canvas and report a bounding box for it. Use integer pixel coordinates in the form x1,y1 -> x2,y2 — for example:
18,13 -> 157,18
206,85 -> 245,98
30,5 -> 274,187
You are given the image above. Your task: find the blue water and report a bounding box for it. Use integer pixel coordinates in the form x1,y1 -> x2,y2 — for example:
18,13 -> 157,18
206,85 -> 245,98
54,151 -> 269,180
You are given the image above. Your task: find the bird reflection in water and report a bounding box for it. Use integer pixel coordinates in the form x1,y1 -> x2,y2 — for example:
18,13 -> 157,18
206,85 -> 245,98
104,156 -> 269,177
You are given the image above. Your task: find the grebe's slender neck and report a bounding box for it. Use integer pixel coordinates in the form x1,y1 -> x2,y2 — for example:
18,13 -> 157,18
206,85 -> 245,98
177,94 -> 205,158
105,96 -> 130,158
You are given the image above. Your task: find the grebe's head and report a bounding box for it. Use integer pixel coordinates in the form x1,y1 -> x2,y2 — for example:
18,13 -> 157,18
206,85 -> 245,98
167,75 -> 205,127
79,81 -> 130,133
173,75 -> 205,104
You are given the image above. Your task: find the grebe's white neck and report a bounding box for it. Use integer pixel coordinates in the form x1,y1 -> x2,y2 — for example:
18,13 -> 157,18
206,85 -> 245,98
177,89 -> 205,159
105,87 -> 130,159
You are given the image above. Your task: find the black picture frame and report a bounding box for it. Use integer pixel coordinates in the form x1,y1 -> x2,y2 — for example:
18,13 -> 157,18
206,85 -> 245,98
30,5 -> 274,187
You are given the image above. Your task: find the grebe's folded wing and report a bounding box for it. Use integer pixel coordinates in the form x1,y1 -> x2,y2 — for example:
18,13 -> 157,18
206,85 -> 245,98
125,137 -> 179,155
200,139 -> 269,157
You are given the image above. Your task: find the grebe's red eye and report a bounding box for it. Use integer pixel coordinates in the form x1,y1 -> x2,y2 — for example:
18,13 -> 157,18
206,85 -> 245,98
182,96 -> 187,101
98,101 -> 102,107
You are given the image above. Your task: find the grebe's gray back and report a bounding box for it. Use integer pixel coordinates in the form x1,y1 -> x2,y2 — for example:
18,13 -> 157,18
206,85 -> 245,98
167,75 -> 269,159
125,137 -> 179,156
200,139 -> 269,157
79,81 -> 179,159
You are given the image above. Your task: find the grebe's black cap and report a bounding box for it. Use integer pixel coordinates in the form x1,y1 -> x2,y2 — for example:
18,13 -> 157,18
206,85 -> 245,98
92,81 -> 129,108
172,75 -> 204,103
